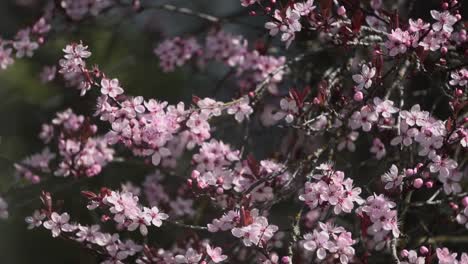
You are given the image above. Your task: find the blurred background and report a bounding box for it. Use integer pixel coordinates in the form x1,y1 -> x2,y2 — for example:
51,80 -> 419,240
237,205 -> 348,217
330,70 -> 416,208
0,0 -> 466,263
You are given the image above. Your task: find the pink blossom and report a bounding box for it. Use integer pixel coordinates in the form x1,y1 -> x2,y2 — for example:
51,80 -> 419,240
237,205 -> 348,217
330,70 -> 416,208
381,164 -> 404,190
352,64 -> 376,90
206,244 -> 228,263
337,132 -> 359,152
25,210 -> 46,229
0,197 -> 8,220
175,248 -> 202,264
0,45 -> 14,70
370,138 -> 386,159
436,247 -> 458,264
385,28 -> 411,56
43,212 -> 76,237
101,78 -> 124,98
431,10 -> 457,33
227,96 -> 253,122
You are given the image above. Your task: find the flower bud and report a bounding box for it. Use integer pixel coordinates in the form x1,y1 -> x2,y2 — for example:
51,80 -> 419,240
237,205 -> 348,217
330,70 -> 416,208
419,246 -> 429,255
455,89 -> 463,97
216,187 -> 224,195
191,170 -> 200,179
413,178 -> 423,189
441,47 -> 448,55
449,202 -> 458,210
353,91 -> 364,101
401,249 -> 409,258
405,169 -> 414,176
425,180 -> 434,188
281,256 -> 291,263
337,6 -> 346,16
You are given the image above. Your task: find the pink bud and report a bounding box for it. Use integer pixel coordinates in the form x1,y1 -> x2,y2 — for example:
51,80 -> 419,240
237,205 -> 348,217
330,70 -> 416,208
450,202 -> 458,210
413,178 -> 424,189
31,175 -> 41,184
265,7 -> 272,13
191,170 -> 200,179
187,179 -> 192,186
425,181 -> 434,188
216,187 -> 224,195
401,249 -> 409,258
281,256 -> 291,263
455,14 -> 462,20
420,246 -> 429,255
249,11 -> 257,16
405,169 -> 414,176
441,2 -> 449,9
353,91 -> 364,101
270,0 -> 276,3
337,6 -> 346,16
217,177 -> 224,184
441,47 -> 448,55
455,89 -> 463,97
459,196 -> 468,207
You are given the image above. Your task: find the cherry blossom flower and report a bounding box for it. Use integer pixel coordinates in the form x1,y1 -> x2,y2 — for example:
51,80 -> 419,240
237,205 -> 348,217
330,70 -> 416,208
370,138 -> 386,160
373,97 -> 399,118
391,121 -> 419,146
349,106 -> 378,132
409,18 -> 430,33
400,104 -> 429,127
240,0 -> 257,7
401,250 -> 425,264
25,210 -> 46,229
352,64 -> 376,90
381,164 -> 404,190
429,155 -> 458,179
385,28 -> 411,56
101,78 -> 124,98
75,224 -> 101,243
337,132 -> 359,152
431,10 -> 458,33
294,0 -> 315,16
456,206 -> 468,229
231,211 -> 278,248
175,248 -> 202,264
43,212 -> 76,237
206,244 -> 228,263
436,247 -> 458,264
449,68 -> 468,87
277,98 -> 299,123
227,96 -> 253,122
303,222 -> 356,263
40,65 -> 57,83
0,45 -> 14,70
143,206 -> 169,227
0,197 -> 8,219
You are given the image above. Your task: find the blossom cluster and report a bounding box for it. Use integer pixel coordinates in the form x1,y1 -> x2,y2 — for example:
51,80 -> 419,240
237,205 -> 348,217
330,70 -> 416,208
154,30 -> 286,94
15,108 -> 115,182
0,17 -> 50,70
302,222 -> 356,263
358,194 -> 400,250
299,164 -> 363,215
